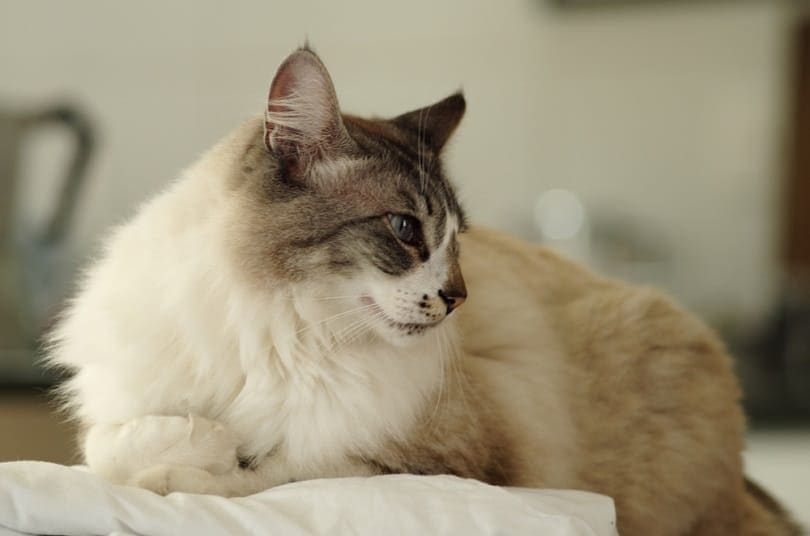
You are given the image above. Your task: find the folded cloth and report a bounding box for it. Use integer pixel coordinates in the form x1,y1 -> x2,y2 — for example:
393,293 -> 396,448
0,461 -> 616,536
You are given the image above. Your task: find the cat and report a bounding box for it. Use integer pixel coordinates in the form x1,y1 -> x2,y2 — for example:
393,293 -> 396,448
47,47 -> 799,535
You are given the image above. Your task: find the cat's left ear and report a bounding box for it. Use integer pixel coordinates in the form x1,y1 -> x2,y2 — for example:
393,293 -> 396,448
392,92 -> 466,152
264,48 -> 353,175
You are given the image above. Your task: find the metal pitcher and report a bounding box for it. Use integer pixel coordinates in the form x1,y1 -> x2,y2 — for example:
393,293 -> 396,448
0,104 -> 93,383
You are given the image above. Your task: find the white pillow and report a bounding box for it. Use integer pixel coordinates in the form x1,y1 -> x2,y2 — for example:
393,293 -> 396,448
0,461 -> 616,536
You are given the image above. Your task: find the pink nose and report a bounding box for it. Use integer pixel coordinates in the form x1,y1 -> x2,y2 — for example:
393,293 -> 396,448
438,289 -> 467,315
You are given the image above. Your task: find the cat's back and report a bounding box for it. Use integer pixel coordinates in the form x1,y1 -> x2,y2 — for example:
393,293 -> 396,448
457,225 -> 735,383
457,227 -> 747,534
457,225 -> 742,447
457,225 -> 614,363
453,226 -> 615,488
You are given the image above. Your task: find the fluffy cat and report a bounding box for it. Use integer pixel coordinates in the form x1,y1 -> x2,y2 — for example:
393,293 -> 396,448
48,48 -> 798,535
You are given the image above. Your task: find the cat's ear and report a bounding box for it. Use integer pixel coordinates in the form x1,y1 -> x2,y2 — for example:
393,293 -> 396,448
264,48 -> 352,174
392,92 -> 466,152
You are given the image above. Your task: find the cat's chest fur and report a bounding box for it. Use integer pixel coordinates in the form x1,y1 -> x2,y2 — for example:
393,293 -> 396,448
215,326 -> 447,470
141,277 -> 448,474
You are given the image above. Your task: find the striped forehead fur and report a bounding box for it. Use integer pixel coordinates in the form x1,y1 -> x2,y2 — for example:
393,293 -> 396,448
231,115 -> 465,286
343,115 -> 467,228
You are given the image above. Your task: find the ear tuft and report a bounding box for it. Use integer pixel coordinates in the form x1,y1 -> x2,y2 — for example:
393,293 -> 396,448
264,48 -> 351,170
392,92 -> 466,151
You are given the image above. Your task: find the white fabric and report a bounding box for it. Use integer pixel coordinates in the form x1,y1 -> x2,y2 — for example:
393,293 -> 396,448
0,462 -> 617,536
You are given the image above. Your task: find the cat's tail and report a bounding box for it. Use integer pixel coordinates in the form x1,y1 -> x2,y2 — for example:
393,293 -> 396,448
741,477 -> 803,536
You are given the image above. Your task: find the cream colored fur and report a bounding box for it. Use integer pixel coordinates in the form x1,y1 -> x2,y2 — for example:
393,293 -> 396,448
51,120 -> 455,488
48,118 -> 798,535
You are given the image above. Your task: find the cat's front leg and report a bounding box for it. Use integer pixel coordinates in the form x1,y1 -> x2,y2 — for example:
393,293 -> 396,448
84,414 -> 239,484
130,464 -> 218,496
131,453 -> 383,497
130,460 -> 283,497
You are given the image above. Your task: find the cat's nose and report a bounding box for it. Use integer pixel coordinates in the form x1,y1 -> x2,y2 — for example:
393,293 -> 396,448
438,286 -> 467,315
439,263 -> 467,315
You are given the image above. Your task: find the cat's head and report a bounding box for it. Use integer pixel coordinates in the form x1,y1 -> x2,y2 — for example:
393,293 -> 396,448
232,47 -> 467,346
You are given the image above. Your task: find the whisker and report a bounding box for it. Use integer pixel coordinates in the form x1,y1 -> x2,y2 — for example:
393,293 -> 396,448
417,104 -> 435,195
333,313 -> 376,343
295,303 -> 378,335
425,330 -> 446,430
419,108 -> 427,194
322,311 -> 389,380
354,311 -> 389,342
336,310 -> 386,347
440,327 -> 470,416
318,308 -> 384,357
312,295 -> 365,302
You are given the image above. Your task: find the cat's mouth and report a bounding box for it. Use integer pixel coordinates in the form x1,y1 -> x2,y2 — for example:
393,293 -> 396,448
384,317 -> 443,335
360,296 -> 443,336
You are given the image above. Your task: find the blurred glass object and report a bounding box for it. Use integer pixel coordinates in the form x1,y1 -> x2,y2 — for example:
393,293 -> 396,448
534,189 -> 673,292
534,189 -> 590,262
534,189 -> 586,241
0,104 -> 93,384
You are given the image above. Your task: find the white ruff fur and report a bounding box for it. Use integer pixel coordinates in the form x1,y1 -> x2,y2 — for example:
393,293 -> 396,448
49,123 -> 458,486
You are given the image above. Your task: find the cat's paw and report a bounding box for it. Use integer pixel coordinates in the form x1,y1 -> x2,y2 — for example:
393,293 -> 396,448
121,414 -> 239,474
130,464 -> 215,496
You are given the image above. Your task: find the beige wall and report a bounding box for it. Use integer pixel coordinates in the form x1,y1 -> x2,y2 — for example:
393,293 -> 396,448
0,0 -> 799,322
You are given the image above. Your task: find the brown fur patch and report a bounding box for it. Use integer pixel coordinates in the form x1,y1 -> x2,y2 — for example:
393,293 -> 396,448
454,226 -> 797,535
353,368 -> 516,486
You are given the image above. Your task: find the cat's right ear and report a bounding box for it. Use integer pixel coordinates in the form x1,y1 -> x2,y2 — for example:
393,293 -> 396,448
264,48 -> 353,177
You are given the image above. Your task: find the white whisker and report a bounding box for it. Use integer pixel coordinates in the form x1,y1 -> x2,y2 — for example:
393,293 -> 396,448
440,327 -> 470,416
425,330 -> 446,430
417,103 -> 435,195
295,303 -> 378,335
336,310 -> 386,347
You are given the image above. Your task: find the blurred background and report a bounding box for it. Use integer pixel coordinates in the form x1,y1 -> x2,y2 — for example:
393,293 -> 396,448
1,0 -> 808,522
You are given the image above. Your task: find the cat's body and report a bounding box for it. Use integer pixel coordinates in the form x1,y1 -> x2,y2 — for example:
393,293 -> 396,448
48,49 -> 798,535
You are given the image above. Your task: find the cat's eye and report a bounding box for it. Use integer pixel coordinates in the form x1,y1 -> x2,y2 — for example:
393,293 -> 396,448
387,213 -> 420,245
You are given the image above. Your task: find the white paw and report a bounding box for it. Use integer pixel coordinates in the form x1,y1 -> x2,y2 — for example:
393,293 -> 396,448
130,464 -> 214,495
121,414 -> 239,474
